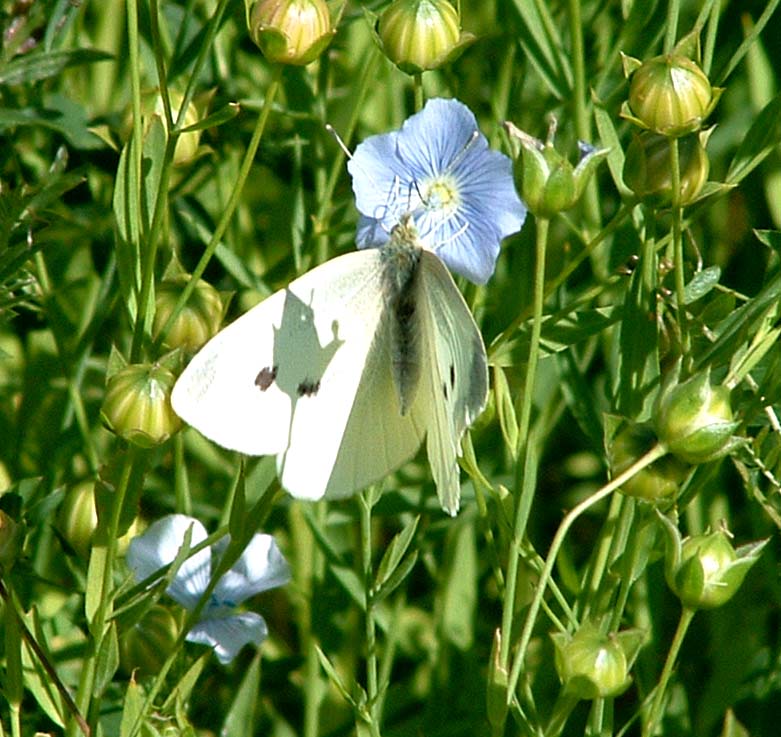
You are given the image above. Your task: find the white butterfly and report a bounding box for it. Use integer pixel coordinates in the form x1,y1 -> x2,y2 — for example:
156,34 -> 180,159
171,215 -> 488,515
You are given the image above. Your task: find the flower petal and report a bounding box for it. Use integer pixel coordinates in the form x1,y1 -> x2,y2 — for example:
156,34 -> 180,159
186,612 -> 268,665
214,534 -> 291,605
126,514 -> 211,610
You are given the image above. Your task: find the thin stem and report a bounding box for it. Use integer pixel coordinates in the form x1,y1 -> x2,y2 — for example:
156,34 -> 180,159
506,444 -> 668,704
304,500 -> 327,737
499,217 -> 549,668
360,494 -> 381,737
668,138 -> 690,363
413,73 -> 424,112
663,0 -> 681,53
154,66 -> 283,350
568,0 -> 601,257
643,607 -> 696,737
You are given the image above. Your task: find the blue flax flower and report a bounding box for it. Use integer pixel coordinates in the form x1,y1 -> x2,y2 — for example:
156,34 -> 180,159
127,514 -> 290,664
348,97 -> 526,284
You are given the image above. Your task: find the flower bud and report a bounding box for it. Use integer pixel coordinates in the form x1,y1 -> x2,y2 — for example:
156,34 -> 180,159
249,0 -> 335,66
59,481 -> 98,559
623,130 -> 711,206
153,276 -> 223,353
59,481 -> 140,558
101,364 -> 182,448
659,513 -> 768,610
505,118 -> 608,218
551,622 -> 644,700
622,53 -> 721,137
0,509 -> 21,570
654,368 -> 739,464
610,423 -> 689,501
378,0 -> 473,75
120,604 -> 179,676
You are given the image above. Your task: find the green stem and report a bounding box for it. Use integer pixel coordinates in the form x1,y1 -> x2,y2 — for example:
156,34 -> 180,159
643,607 -> 696,737
360,493 -> 381,737
568,0 -> 601,257
668,138 -> 690,363
498,216 -> 549,669
413,73 -> 424,111
506,444 -> 668,705
304,501 -> 327,737
154,66 -> 283,350
663,0 -> 681,53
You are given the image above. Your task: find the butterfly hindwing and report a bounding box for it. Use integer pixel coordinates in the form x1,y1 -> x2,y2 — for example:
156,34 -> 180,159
412,251 -> 488,515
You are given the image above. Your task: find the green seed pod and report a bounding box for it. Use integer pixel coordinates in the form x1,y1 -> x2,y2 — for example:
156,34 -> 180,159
101,364 -> 182,448
120,605 -> 180,677
59,481 -> 140,558
659,514 -> 769,610
505,119 -> 608,219
153,276 -> 223,353
249,0 -> 335,66
654,369 -> 739,464
551,622 -> 644,700
378,0 -> 472,74
622,53 -> 720,137
610,423 -> 689,501
623,130 -> 711,206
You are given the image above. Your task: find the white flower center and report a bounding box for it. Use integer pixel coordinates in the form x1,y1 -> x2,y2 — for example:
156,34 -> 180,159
422,175 -> 461,216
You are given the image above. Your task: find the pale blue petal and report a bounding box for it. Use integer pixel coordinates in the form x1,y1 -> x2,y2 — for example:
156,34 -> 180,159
186,612 -> 268,665
396,98 -> 481,182
214,534 -> 291,605
349,131 -> 411,223
126,515 -> 211,610
356,214 -> 390,249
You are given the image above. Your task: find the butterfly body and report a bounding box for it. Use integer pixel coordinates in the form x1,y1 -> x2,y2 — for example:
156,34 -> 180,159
172,224 -> 487,514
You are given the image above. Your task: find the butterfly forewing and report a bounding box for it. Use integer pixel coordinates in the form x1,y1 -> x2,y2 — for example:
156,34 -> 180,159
172,249 -> 428,502
412,251 -> 488,515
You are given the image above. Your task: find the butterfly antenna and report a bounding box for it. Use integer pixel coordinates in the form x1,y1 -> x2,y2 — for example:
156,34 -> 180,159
325,123 -> 353,159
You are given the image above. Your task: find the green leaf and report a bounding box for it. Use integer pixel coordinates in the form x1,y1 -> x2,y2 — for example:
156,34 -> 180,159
221,654 -> 261,737
594,99 -> 631,198
330,565 -> 366,610
119,677 -> 144,737
440,519 -> 477,650
617,247 -> 660,419
374,515 -> 419,592
0,48 -> 112,85
162,653 -> 210,712
93,621 -> 120,698
684,266 -> 721,304
507,0 -> 572,100
373,551 -> 418,605
20,610 -> 64,727
315,645 -> 358,708
726,90 -> 781,185
180,102 -> 240,133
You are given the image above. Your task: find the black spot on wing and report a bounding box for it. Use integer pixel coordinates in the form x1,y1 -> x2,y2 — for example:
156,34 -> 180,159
255,365 -> 278,391
449,364 -> 455,390
297,379 -> 321,397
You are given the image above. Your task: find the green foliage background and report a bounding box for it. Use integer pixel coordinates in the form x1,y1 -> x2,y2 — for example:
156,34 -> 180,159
2,1 -> 781,736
